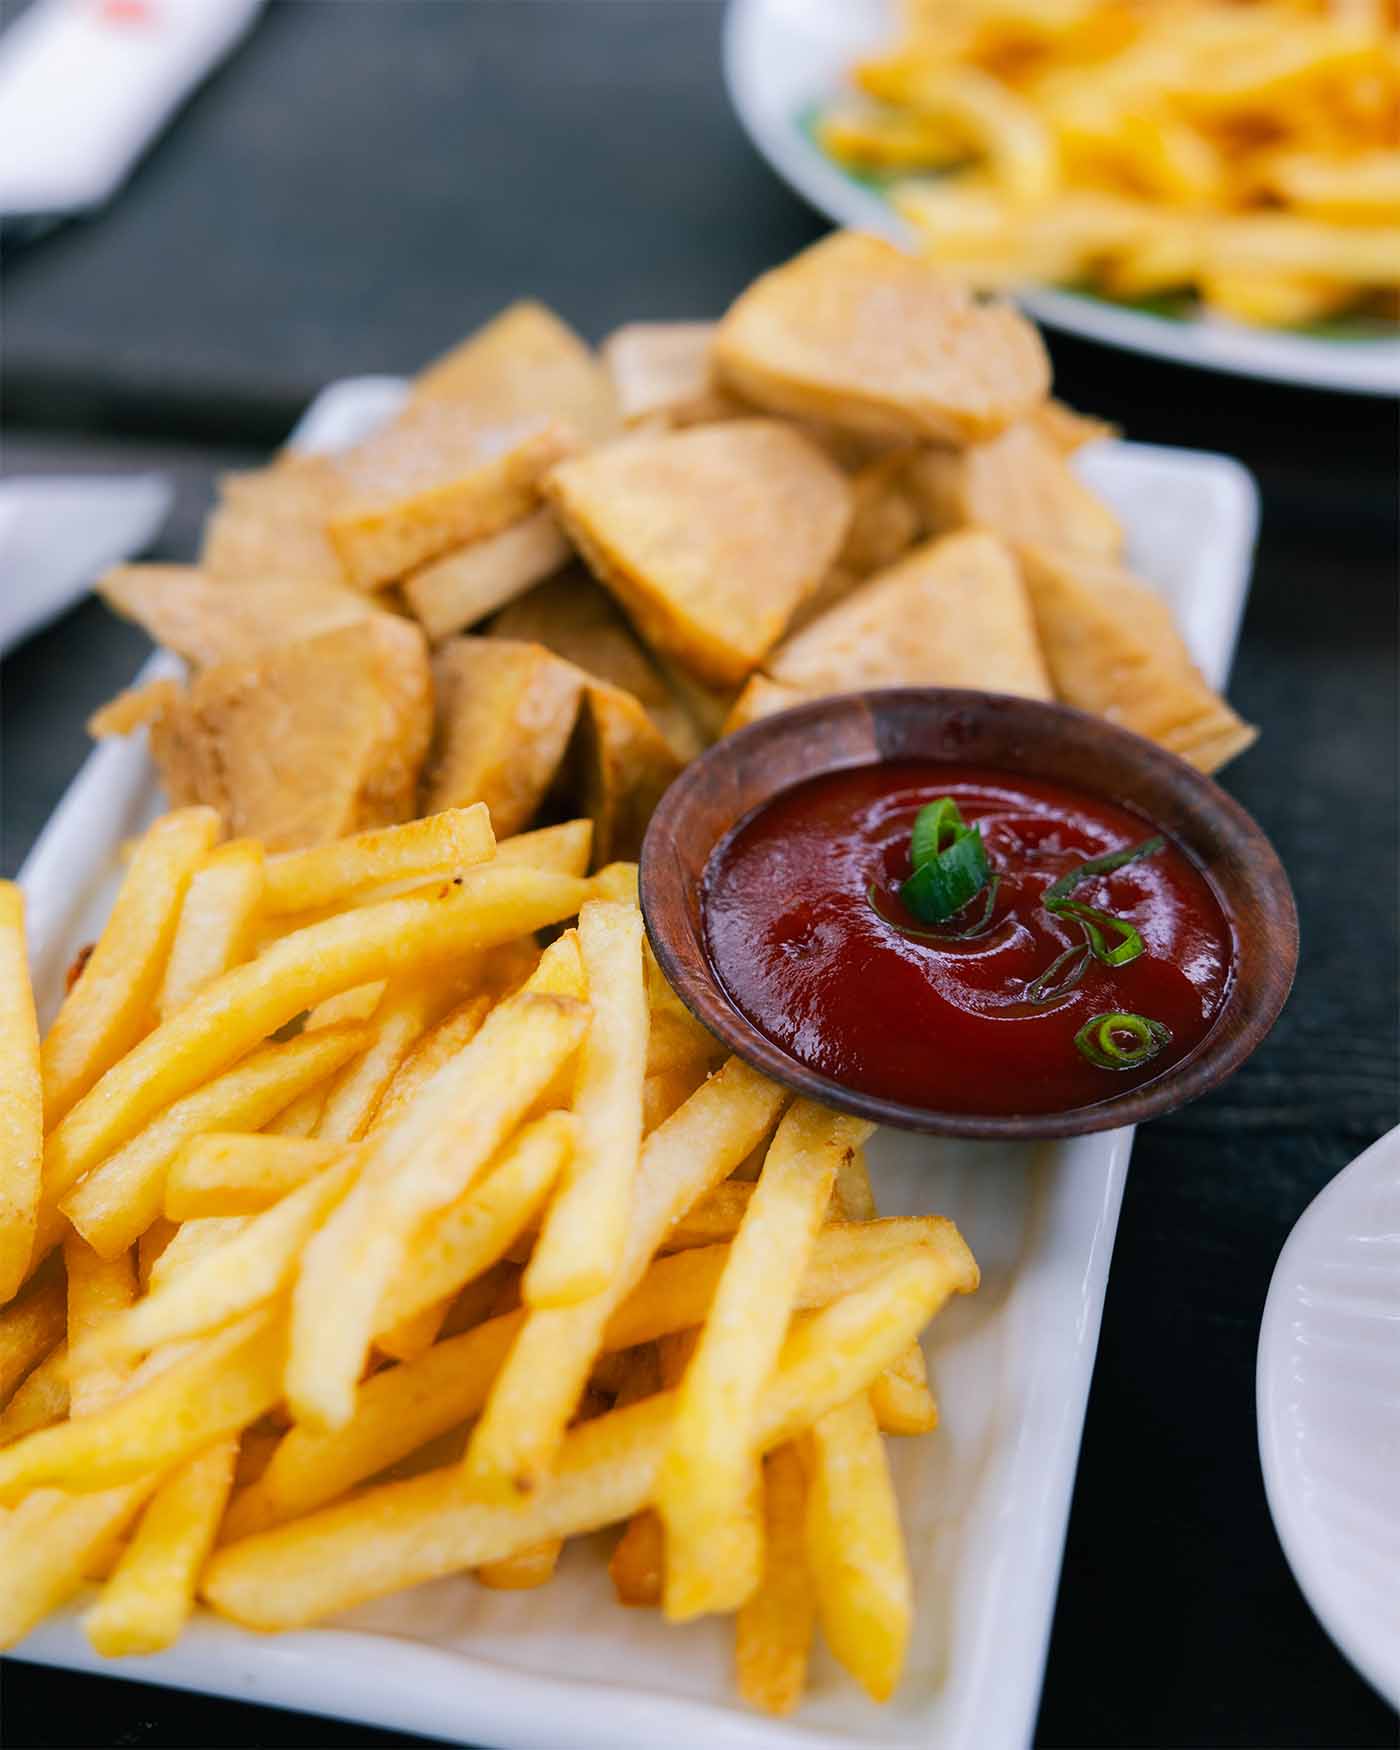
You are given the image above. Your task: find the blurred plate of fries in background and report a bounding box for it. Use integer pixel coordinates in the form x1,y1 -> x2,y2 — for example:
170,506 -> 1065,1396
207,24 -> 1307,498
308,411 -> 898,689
5,352 -> 1257,1746
725,0 -> 1400,394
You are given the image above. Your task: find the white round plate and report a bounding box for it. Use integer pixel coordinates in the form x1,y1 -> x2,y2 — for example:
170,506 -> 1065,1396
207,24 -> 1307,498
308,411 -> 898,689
1258,1121 -> 1400,1706
724,0 -> 1400,397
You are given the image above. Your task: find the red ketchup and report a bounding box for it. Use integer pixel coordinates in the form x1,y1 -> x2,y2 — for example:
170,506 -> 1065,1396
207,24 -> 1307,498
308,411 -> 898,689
702,761 -> 1235,1118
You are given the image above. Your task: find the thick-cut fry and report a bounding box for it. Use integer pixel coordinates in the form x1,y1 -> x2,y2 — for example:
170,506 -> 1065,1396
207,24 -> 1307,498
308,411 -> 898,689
0,1481 -> 155,1649
42,866 -> 588,1203
736,1444 -> 814,1716
264,1086 -> 326,1137
286,990 -> 589,1430
164,1134 -> 338,1220
0,1269 -> 66,1404
262,805 -> 494,915
85,1438 -> 237,1655
804,1393 -> 912,1703
462,1059 -> 786,1498
83,1151 -> 362,1364
0,884 -> 41,1300
204,1253 -> 962,1629
157,840 -> 266,1020
226,1217 -> 958,1538
369,995 -> 489,1133
375,1113 -> 574,1340
64,1239 -> 137,1413
0,1310 -> 283,1502
41,809 -> 221,1126
524,902 -> 648,1307
660,1178 -> 755,1250
658,1104 -> 872,1619
56,1025 -> 368,1260
315,984 -> 435,1143
147,1216 -> 249,1291
493,819 -> 594,878
0,1341 -> 67,1443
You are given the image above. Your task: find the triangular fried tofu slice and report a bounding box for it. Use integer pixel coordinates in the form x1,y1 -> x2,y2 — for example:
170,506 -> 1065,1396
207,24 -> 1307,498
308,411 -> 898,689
723,674 -> 805,734
558,680 -> 684,865
601,322 -> 741,429
490,566 -> 703,761
402,509 -> 573,643
99,565 -> 376,669
411,301 -> 618,446
764,530 -> 1052,701
1016,543 -> 1256,773
839,451 -> 922,574
713,231 -> 1051,444
422,637 -> 585,837
326,403 -> 575,591
132,617 -> 432,850
905,421 -> 1123,556
201,454 -> 347,586
544,419 -> 853,688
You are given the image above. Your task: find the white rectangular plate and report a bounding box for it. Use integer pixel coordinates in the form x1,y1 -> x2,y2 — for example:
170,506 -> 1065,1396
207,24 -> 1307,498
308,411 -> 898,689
10,379 -> 1259,1750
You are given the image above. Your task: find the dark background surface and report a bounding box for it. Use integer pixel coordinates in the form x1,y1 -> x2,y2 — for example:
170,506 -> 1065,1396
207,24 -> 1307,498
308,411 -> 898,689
1,2 -> 1397,1746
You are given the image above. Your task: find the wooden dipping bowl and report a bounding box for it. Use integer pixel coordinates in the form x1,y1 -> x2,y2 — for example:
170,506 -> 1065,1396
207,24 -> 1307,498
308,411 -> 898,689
639,689 -> 1298,1140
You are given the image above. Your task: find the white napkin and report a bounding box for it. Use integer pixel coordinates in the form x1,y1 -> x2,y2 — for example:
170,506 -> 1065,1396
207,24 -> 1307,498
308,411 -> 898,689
0,474 -> 173,653
0,0 -> 264,219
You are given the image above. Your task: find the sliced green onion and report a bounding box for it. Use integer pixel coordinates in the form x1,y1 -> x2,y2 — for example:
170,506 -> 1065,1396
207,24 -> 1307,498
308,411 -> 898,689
1042,835 -> 1165,909
867,874 -> 1002,943
909,798 -> 964,872
900,825 -> 990,924
1024,941 -> 1090,1004
1074,1011 -> 1173,1071
1053,900 -> 1145,968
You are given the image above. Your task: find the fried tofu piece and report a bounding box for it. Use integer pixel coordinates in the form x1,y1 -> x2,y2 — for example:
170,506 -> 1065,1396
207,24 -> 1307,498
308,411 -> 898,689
99,565 -> 377,669
326,403 -> 574,591
904,422 -> 1124,557
601,323 -> 741,428
489,567 -> 703,763
1016,543 -> 1256,773
723,531 -> 1052,731
422,637 -> 585,836
560,681 -> 684,865
201,455 -> 348,587
839,451 -> 922,574
411,301 -> 618,446
133,617 -> 432,850
1032,400 -> 1118,453
723,674 -> 805,734
544,420 -> 853,688
713,231 -> 1051,444
402,509 -> 573,642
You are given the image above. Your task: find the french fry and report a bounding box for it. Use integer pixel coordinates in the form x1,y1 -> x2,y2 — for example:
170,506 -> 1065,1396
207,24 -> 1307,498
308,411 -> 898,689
374,1112 -> 573,1342
64,1238 -> 137,1412
262,805 -> 494,915
41,808 -> 221,1126
476,1539 -> 562,1590
609,1508 -> 665,1607
286,989 -> 589,1430
0,1340 -> 67,1443
136,1219 -> 177,1289
157,840 -> 265,1020
56,1024 -> 368,1260
462,1059 -> 786,1499
0,1480 -> 156,1649
263,1086 -> 327,1137
369,994 -> 489,1133
0,1309 -> 283,1502
82,1150 -> 362,1365
84,1438 -> 238,1655
315,984 -> 436,1143
493,819 -> 594,877
657,1104 -> 872,1619
661,1177 -> 754,1250
204,1252 -> 962,1630
0,883 -> 42,1299
164,1134 -> 339,1220
736,1443 -> 814,1716
524,902 -> 648,1307
804,1394 -> 911,1702
0,1267 -> 66,1404
642,1060 -> 710,1136
224,1218 -> 957,1538
42,865 -> 588,1204
148,1216 -> 249,1291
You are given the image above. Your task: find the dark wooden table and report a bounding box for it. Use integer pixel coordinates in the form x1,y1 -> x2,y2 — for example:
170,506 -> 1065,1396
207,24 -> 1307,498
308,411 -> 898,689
2,4 -> 1397,1746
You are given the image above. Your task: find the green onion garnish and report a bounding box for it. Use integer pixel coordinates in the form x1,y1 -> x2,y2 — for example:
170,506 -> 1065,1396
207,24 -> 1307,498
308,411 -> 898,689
1042,835 -> 1165,909
897,797 -> 992,925
1073,1011 -> 1173,1071
1024,941 -> 1090,1003
1050,900 -> 1145,967
867,874 -> 1002,942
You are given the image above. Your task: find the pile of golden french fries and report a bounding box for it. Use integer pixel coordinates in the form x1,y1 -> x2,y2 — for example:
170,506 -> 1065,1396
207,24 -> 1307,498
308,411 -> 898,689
822,0 -> 1400,327
0,802 -> 978,1714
